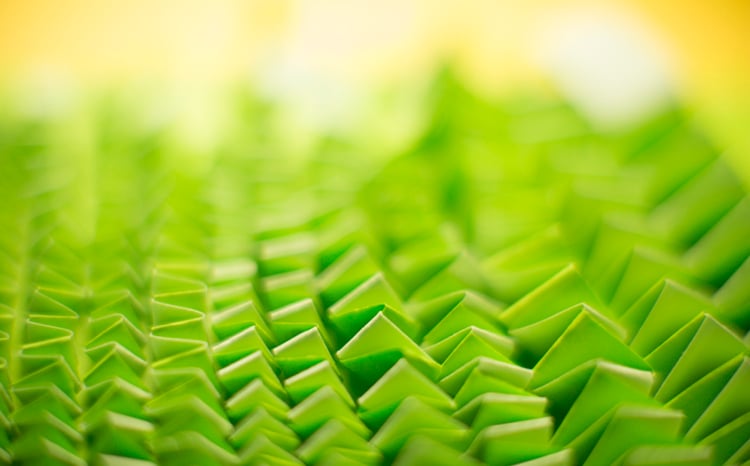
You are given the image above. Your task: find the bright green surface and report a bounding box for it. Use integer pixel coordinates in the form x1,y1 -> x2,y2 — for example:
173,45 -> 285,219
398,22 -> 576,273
0,75 -> 749,465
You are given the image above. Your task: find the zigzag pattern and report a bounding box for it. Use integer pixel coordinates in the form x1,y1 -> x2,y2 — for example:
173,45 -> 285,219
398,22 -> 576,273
0,77 -> 749,465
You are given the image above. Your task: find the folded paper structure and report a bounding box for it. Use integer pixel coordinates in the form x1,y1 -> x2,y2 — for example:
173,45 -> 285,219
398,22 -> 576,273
0,77 -> 748,465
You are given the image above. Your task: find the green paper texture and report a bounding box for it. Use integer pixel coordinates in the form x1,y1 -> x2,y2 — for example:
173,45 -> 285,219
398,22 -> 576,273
0,76 -> 749,465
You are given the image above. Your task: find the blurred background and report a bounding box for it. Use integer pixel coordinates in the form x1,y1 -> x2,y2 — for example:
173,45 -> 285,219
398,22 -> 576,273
1,0 -> 748,183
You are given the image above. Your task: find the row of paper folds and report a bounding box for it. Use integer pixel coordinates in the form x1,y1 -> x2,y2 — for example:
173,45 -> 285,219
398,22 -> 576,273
0,80 -> 748,465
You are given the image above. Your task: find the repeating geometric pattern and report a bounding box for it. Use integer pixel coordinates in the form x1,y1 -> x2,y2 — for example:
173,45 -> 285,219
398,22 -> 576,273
1,74 -> 749,465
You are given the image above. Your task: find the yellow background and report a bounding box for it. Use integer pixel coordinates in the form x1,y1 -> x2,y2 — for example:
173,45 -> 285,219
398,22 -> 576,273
1,0 -> 748,182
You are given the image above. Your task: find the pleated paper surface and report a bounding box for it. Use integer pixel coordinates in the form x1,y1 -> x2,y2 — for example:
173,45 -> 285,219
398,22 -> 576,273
1,79 -> 749,466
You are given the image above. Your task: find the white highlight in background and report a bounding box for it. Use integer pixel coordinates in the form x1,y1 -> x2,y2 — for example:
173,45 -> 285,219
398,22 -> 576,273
535,6 -> 676,130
